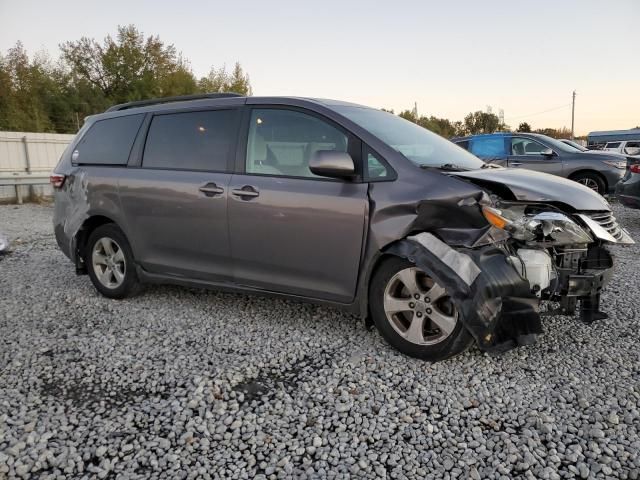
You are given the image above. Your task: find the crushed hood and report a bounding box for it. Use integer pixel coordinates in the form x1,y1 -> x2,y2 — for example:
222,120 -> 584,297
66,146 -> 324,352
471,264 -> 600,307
449,167 -> 610,211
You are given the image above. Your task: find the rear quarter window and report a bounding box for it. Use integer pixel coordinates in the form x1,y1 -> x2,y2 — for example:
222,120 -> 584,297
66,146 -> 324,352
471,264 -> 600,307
74,114 -> 144,165
469,137 -> 507,158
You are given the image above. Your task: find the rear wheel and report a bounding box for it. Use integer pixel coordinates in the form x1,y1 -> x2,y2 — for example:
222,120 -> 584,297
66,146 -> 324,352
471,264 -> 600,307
369,257 -> 473,361
572,172 -> 606,195
86,224 -> 140,299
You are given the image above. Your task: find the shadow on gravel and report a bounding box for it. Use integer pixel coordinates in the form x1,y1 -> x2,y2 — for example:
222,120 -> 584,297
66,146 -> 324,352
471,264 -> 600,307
40,378 -> 170,409
40,371 -> 170,409
233,349 -> 338,406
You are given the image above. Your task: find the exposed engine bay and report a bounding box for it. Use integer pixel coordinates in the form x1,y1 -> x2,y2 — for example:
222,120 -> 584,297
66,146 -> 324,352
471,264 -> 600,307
483,199 -> 632,322
378,170 -> 634,353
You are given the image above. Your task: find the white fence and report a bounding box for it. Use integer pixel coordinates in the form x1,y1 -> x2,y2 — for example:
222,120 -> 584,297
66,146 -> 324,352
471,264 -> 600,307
0,131 -> 75,202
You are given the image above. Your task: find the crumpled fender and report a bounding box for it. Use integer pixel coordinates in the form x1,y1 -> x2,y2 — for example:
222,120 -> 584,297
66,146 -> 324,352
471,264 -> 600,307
53,170 -> 90,263
385,232 -> 542,353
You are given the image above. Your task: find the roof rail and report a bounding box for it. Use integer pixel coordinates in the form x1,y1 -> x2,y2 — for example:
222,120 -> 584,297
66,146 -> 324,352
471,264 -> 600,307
105,92 -> 243,112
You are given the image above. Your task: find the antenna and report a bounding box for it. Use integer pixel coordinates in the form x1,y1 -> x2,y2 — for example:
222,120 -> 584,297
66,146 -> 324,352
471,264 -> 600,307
571,90 -> 577,139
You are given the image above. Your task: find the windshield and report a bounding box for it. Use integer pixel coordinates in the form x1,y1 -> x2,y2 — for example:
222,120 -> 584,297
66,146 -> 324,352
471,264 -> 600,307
335,106 -> 485,170
561,139 -> 587,151
537,135 -> 584,153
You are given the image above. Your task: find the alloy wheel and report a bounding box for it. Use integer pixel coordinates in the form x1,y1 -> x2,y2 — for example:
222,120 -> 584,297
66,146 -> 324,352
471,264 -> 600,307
383,267 -> 458,346
577,177 -> 600,192
91,237 -> 126,289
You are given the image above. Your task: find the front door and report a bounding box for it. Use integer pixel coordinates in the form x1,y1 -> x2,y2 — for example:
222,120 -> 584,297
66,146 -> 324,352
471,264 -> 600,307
119,108 -> 239,282
228,107 -> 368,302
508,136 -> 563,175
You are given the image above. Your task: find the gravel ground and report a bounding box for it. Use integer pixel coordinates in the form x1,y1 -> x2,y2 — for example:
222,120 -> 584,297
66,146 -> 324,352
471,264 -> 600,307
1,203 -> 639,480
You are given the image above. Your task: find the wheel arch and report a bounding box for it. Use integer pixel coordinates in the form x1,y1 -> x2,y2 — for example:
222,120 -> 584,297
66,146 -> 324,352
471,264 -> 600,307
359,241 -> 421,320
74,215 -> 120,274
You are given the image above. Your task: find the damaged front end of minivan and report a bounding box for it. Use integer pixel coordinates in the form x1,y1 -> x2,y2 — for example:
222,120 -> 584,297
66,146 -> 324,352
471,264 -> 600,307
366,172 -> 634,354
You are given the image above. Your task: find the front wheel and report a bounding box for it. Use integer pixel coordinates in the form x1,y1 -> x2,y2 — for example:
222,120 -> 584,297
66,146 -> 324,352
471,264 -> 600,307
572,172 -> 606,195
85,224 -> 140,299
369,257 -> 473,361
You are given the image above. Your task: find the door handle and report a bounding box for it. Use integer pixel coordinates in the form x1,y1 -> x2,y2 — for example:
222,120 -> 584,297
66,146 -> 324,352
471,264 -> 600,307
231,186 -> 260,199
510,162 -> 523,166
199,183 -> 224,197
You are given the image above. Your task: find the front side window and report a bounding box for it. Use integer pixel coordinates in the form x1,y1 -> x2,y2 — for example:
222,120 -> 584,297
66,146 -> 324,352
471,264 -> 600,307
511,137 -> 547,155
246,109 -> 348,178
143,110 -> 237,171
75,114 -> 144,165
604,142 -> 621,150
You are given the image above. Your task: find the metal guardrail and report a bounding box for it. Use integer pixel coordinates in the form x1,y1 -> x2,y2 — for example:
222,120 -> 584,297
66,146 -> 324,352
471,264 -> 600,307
0,173 -> 50,204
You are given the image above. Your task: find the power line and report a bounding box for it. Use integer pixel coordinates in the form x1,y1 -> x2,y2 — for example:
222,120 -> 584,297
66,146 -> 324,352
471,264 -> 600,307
506,103 -> 572,121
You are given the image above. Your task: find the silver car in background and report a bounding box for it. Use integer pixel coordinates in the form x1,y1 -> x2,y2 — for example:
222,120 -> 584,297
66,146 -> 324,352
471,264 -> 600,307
453,132 -> 628,195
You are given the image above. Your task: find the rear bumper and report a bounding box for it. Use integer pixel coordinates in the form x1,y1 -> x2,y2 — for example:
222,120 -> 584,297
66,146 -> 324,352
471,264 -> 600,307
603,169 -> 626,193
615,173 -> 640,209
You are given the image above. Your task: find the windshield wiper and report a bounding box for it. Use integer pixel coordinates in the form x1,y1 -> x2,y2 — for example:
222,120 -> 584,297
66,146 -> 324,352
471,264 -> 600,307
481,163 -> 501,169
420,163 -> 470,171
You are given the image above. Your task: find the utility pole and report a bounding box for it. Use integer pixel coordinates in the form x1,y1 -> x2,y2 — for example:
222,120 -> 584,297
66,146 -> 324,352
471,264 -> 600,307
571,90 -> 576,140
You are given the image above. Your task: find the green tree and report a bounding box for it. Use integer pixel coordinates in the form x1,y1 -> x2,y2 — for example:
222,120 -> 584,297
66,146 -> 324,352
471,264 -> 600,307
397,110 -> 464,138
533,127 -> 572,139
60,25 -> 196,103
198,62 -> 252,95
419,116 -> 459,138
0,43 -> 72,132
0,26 -> 254,133
517,122 -> 532,133
463,111 -> 502,135
398,109 -> 418,123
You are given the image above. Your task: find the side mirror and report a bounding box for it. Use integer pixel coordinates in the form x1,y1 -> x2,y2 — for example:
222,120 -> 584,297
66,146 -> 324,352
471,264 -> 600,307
541,147 -> 554,157
309,151 -> 356,179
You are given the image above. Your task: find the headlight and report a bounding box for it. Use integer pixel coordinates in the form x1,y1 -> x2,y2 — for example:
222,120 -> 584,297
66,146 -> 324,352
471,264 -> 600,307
601,160 -> 627,169
482,205 -> 593,245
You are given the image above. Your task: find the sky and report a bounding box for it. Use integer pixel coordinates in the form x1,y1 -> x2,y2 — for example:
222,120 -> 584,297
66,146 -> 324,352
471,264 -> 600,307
1,0 -> 638,135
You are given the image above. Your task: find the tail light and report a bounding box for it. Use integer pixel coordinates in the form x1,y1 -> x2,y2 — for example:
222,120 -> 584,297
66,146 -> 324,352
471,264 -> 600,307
49,174 -> 66,189
630,164 -> 640,174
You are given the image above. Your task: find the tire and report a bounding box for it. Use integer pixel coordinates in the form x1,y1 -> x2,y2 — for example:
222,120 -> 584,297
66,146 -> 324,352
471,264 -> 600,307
572,172 -> 606,195
369,257 -> 473,361
85,224 -> 140,299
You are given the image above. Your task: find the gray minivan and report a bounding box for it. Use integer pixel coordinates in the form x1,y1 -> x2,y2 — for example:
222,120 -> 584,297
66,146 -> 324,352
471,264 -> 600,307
52,94 -> 633,361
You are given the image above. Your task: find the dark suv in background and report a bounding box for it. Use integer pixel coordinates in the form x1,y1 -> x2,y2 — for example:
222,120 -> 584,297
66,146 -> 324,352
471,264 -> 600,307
453,132 -> 627,195
52,94 -> 633,361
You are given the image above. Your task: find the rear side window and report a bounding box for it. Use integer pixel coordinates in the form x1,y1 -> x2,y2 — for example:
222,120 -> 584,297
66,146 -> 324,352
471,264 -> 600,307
74,114 -> 144,165
143,110 -> 237,171
469,137 -> 507,157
